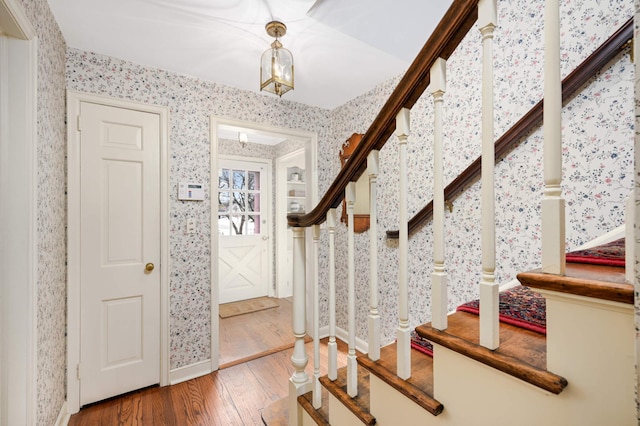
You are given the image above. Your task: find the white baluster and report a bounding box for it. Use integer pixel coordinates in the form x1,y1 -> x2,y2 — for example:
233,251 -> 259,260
289,226 -> 310,426
311,224 -> 321,408
368,150 -> 381,361
478,0 -> 499,350
430,57 -> 448,331
346,182 -> 358,397
396,108 -> 411,380
541,0 -> 566,275
327,209 -> 338,381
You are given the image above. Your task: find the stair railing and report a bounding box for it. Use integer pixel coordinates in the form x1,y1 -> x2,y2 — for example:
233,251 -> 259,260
286,1 -> 481,422
287,0 -> 632,422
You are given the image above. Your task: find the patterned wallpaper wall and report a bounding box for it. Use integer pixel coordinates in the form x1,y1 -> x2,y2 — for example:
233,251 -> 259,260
16,0 -> 68,424
66,51 -> 331,369
322,0 -> 634,344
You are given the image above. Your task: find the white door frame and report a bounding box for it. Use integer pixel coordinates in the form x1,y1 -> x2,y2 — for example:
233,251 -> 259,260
0,0 -> 37,424
210,116 -> 318,370
67,91 -> 170,414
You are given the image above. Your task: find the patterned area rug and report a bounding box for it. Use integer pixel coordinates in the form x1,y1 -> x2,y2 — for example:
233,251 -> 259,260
411,285 -> 547,357
565,238 -> 625,267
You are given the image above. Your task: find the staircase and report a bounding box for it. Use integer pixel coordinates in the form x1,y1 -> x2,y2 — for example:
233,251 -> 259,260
272,0 -> 636,425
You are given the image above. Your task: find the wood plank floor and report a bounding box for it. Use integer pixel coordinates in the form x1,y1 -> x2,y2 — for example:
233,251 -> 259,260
69,299 -> 348,425
219,297 -> 297,368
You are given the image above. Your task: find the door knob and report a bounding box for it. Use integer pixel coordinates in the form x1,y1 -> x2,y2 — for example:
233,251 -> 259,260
262,235 -> 269,240
145,262 -> 155,272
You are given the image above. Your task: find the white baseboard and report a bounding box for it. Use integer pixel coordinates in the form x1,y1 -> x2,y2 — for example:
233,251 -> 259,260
55,401 -> 70,426
335,326 -> 369,354
169,359 -> 212,385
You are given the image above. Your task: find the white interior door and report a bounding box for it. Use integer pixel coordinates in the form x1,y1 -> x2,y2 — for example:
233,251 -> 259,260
79,101 -> 160,406
218,157 -> 271,304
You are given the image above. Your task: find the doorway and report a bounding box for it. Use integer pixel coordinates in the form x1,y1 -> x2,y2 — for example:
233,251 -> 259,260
210,116 -> 317,370
67,91 -> 170,413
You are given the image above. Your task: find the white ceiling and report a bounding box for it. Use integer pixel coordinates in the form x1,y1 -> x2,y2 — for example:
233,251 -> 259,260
47,0 -> 452,110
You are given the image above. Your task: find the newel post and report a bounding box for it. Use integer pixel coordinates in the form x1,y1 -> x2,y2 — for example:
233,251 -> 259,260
289,226 -> 310,425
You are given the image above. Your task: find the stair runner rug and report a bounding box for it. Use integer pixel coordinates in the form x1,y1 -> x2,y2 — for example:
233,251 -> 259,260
411,285 -> 546,357
565,237 -> 625,267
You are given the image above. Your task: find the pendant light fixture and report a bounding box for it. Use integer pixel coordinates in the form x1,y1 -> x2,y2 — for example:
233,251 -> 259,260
260,21 -> 294,97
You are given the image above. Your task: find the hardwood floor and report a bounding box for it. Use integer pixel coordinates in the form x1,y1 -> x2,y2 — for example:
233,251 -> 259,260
219,297 -> 298,368
69,299 -> 348,425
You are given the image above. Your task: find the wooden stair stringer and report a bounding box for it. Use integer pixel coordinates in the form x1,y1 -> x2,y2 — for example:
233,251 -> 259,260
318,365 -> 375,425
357,343 -> 444,416
416,311 -> 568,395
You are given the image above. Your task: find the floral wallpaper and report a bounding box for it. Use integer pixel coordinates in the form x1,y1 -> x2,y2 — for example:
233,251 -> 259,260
19,0 -> 634,420
66,50 -> 331,369
323,0 -> 634,345
16,0 -> 68,424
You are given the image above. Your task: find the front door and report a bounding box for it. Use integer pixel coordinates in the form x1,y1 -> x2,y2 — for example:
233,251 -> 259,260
79,101 -> 161,405
218,157 -> 271,304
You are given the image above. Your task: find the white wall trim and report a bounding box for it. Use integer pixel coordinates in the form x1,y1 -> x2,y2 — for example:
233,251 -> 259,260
66,90 -> 171,413
169,359 -> 213,385
54,401 -> 70,426
210,115 -> 318,372
0,0 -> 37,423
335,326 -> 369,355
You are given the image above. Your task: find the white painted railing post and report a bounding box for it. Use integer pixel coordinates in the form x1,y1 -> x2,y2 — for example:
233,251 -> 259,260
311,224 -> 321,408
541,0 -> 566,275
327,209 -> 338,381
430,57 -> 448,331
396,108 -> 411,380
478,0 -> 499,350
346,182 -> 358,397
289,226 -> 310,426
368,150 -> 381,361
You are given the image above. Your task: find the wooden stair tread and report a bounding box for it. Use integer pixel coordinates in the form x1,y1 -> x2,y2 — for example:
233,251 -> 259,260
298,389 -> 330,426
319,365 -> 375,425
517,263 -> 632,304
416,311 -> 568,394
358,343 -> 444,416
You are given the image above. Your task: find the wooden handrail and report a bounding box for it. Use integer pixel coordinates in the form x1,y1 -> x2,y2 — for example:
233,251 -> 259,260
387,17 -> 633,239
287,0 -> 479,228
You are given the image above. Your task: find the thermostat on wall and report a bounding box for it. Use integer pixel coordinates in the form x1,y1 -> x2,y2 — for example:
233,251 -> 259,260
178,182 -> 205,201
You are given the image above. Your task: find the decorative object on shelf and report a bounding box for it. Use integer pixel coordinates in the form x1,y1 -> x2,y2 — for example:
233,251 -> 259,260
260,21 -> 294,97
340,133 -> 370,233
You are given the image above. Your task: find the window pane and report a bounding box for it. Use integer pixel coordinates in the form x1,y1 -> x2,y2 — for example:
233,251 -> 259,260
218,169 -> 229,189
248,171 -> 260,190
231,192 -> 245,212
218,215 -> 230,236
232,170 -> 245,189
247,193 -> 260,212
231,214 -> 246,235
218,191 -> 229,213
250,215 -> 260,234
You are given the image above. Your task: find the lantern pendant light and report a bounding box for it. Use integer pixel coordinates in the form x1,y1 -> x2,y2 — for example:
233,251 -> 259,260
260,21 -> 294,97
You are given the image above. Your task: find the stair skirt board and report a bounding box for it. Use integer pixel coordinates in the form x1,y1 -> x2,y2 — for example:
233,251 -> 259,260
328,393 -> 370,426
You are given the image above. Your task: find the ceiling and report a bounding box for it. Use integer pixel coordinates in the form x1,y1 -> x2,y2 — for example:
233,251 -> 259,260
47,0 -> 452,110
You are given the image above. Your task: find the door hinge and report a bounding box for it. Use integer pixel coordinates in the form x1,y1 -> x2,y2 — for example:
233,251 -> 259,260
77,115 -> 82,131
76,363 -> 81,380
